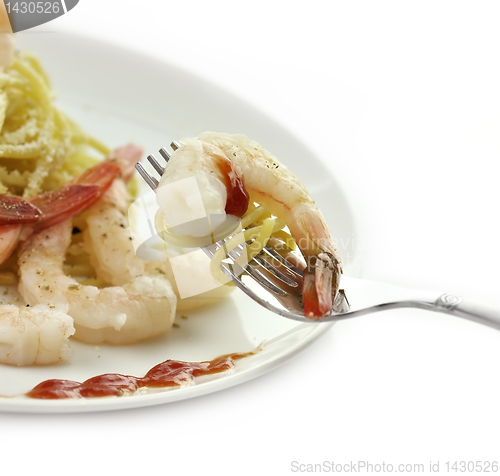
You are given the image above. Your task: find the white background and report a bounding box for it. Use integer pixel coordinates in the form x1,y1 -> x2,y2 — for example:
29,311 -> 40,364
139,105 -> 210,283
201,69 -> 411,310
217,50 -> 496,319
3,1 -> 500,474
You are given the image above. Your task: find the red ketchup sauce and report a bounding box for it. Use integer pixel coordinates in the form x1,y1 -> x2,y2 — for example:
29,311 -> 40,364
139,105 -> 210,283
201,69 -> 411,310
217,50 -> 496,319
216,157 -> 249,218
26,351 -> 256,400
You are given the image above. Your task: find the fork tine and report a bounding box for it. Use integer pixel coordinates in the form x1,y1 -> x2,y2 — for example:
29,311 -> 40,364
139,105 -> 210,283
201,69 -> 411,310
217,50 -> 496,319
159,148 -> 171,162
201,244 -> 279,293
222,243 -> 287,295
171,141 -> 182,151
147,154 -> 164,176
135,163 -> 158,191
262,246 -> 304,277
248,253 -> 299,288
226,240 -> 302,287
212,241 -> 286,296
241,263 -> 287,295
226,242 -> 299,288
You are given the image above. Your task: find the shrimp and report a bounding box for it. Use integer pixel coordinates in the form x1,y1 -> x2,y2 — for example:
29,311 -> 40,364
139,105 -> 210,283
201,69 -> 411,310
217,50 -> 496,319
83,168 -> 233,311
0,186 -> 99,365
156,132 -> 342,318
17,218 -> 177,345
0,304 -> 74,366
0,144 -> 173,366
14,144 -> 177,345
82,179 -> 145,286
0,145 -> 136,265
0,184 -> 102,264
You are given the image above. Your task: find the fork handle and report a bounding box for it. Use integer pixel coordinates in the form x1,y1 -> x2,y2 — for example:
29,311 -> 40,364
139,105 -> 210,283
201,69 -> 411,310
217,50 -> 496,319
432,293 -> 500,331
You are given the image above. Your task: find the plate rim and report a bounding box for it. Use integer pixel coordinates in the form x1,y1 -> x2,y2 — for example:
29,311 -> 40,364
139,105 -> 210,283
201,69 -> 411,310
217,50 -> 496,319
0,322 -> 333,413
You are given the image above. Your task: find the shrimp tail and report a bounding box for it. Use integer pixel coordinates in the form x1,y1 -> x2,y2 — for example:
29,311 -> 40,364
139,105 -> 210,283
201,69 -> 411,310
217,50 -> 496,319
106,144 -> 143,182
0,145 -> 142,266
30,184 -> 104,231
303,251 -> 341,318
74,161 -> 122,189
0,185 -> 103,262
72,144 -> 142,188
0,224 -> 22,264
25,148 -> 141,231
287,203 -> 342,318
0,196 -> 43,225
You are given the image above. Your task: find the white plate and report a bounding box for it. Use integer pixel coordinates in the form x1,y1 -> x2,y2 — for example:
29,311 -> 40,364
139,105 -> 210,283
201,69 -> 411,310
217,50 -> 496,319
0,32 -> 359,413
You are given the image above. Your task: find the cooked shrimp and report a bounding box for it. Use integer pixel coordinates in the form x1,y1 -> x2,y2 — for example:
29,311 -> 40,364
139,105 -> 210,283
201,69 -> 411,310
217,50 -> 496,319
0,145 -> 139,265
84,173 -> 233,310
0,184 -> 102,264
83,179 -> 145,286
156,132 -> 342,318
0,303 -> 74,366
0,146 -> 147,365
12,144 -> 176,345
17,218 -> 177,345
0,224 -> 22,265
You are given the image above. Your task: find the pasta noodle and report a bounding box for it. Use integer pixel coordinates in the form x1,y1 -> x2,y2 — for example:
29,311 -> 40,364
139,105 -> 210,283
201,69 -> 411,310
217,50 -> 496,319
155,201 -> 296,284
0,51 -> 109,198
209,206 -> 291,284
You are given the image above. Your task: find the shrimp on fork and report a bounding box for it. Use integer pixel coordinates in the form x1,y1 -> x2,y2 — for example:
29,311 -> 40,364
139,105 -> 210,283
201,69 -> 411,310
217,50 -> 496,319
155,132 -> 342,318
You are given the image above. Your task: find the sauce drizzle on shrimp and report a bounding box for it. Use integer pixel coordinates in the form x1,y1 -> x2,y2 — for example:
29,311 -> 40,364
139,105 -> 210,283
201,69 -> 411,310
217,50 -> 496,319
216,156 -> 249,217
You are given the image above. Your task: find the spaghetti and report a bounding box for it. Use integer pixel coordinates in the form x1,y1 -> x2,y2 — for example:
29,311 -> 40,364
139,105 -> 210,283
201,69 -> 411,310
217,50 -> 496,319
205,204 -> 293,284
0,51 -> 109,198
155,203 -> 296,284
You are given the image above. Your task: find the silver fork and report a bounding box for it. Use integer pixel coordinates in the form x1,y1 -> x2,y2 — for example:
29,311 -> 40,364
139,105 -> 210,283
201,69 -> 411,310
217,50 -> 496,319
136,144 -> 500,331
